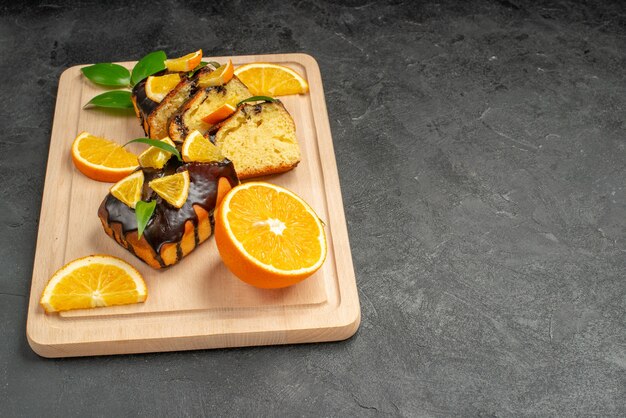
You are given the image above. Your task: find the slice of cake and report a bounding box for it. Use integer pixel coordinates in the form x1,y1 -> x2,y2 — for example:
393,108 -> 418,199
213,101 -> 301,179
98,159 -> 239,269
131,66 -> 215,139
168,76 -> 252,143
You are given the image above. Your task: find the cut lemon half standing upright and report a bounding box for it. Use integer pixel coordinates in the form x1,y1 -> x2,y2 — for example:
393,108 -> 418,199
40,255 -> 147,313
215,182 -> 327,289
71,132 -> 139,182
149,171 -> 190,208
198,59 -> 234,87
145,73 -> 182,102
181,130 -> 224,163
233,63 -> 309,96
165,49 -> 203,72
138,137 -> 176,169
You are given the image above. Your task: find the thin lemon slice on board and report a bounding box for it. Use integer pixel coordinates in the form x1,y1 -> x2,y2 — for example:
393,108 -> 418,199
40,255 -> 147,313
71,132 -> 139,182
233,63 -> 308,96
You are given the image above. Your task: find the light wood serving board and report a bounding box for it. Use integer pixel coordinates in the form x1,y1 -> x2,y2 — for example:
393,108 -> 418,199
26,53 -> 360,357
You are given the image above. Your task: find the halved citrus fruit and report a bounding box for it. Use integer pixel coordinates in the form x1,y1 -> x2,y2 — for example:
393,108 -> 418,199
215,182 -> 327,289
200,103 -> 237,125
149,171 -> 190,208
233,63 -> 309,96
164,49 -> 203,72
145,73 -> 182,102
71,132 -> 139,182
138,137 -> 176,169
40,255 -> 147,313
110,170 -> 144,208
181,130 -> 224,163
198,59 -> 234,87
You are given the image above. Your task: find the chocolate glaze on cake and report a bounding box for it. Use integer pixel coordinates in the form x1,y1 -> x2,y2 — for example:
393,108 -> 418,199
98,159 -> 239,268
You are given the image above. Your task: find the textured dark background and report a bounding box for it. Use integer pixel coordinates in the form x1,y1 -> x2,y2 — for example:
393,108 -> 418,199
1,0 -> 625,416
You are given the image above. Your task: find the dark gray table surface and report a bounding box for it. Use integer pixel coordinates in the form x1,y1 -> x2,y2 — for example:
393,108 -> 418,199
2,0 -> 625,416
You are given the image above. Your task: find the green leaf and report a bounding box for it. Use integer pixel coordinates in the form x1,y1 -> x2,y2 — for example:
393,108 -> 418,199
206,61 -> 221,68
84,90 -> 133,109
125,138 -> 182,161
81,63 -> 130,87
131,50 -> 167,86
135,200 -> 156,238
187,61 -> 208,78
236,96 -> 277,108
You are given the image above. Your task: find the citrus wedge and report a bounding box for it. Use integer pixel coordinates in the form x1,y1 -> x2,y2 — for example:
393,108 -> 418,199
138,137 -> 176,169
40,255 -> 147,313
164,49 -> 203,72
198,59 -> 234,87
145,73 -> 182,102
149,171 -> 190,208
71,132 -> 139,182
200,103 -> 237,125
233,63 -> 309,96
215,182 -> 327,289
181,130 -> 224,163
110,170 -> 144,208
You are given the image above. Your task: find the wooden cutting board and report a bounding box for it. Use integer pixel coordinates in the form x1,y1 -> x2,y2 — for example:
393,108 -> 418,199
26,53 -> 360,357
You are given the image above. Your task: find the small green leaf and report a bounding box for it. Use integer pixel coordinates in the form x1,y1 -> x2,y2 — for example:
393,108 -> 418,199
236,96 -> 277,108
135,200 -> 156,238
84,90 -> 133,109
81,63 -> 131,87
125,138 -> 182,161
188,61 -> 209,78
206,61 -> 221,68
131,50 -> 167,86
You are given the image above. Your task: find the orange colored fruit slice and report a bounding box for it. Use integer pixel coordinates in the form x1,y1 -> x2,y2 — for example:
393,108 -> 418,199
200,103 -> 237,125
145,73 -> 182,102
71,132 -> 139,182
198,59 -> 234,87
215,182 -> 327,289
40,255 -> 147,313
138,137 -> 176,169
181,130 -> 224,163
110,170 -> 144,208
165,49 -> 203,72
233,63 -> 309,96
148,171 -> 190,208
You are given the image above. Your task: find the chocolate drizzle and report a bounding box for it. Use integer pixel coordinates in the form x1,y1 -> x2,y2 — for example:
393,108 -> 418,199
99,159 -> 238,265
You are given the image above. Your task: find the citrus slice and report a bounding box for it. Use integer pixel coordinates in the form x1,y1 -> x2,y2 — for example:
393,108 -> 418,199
181,130 -> 224,163
233,63 -> 309,96
198,59 -> 234,87
148,171 -> 190,208
138,137 -> 176,169
40,255 -> 147,313
215,182 -> 327,289
110,170 -> 144,208
165,49 -> 203,72
71,132 -> 139,182
145,73 -> 182,102
200,103 -> 237,125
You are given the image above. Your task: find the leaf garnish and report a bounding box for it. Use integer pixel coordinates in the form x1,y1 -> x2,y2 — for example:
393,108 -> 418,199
131,50 -> 167,86
188,61 -> 209,78
236,96 -> 277,108
81,63 -> 131,87
135,200 -> 156,238
83,90 -> 134,109
125,138 -> 182,161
